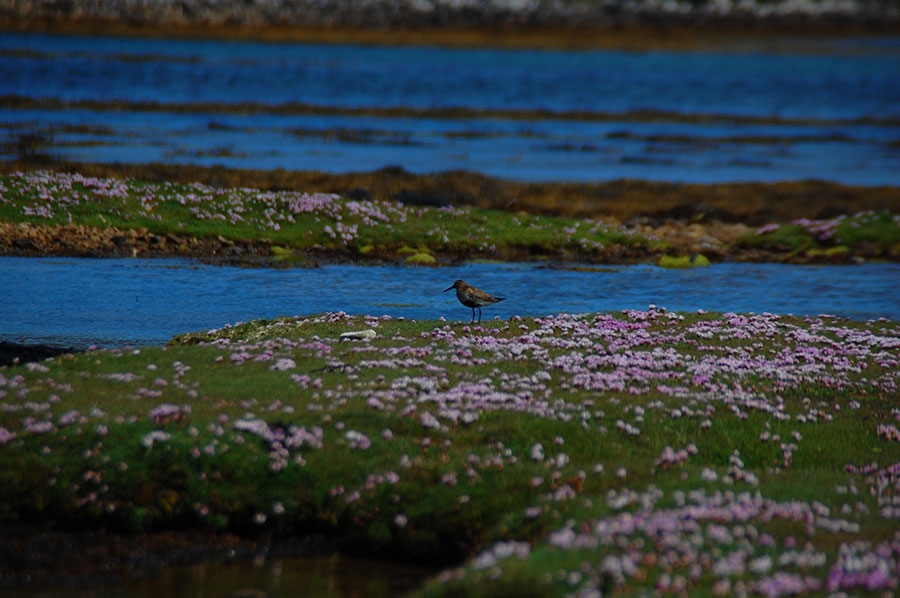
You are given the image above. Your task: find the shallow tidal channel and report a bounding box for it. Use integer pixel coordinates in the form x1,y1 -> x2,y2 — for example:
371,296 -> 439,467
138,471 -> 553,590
4,552 -> 435,597
3,33 -> 899,185
3,257 -> 899,348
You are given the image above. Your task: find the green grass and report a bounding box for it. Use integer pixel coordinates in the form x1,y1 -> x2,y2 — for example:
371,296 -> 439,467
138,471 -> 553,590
737,212 -> 900,258
2,310 -> 899,595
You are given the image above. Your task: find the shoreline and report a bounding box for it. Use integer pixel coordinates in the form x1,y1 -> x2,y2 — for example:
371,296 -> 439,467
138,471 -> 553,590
4,19 -> 900,51
0,341 -> 80,368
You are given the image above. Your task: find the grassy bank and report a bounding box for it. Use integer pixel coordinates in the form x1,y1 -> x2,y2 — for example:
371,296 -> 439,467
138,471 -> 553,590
1,310 -> 899,594
2,169 -> 899,264
0,169 -> 648,264
5,161 -> 900,226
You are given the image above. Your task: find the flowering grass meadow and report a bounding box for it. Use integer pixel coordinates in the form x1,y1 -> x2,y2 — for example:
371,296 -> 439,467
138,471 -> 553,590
3,170 -> 900,264
0,170 -> 646,262
2,309 -> 899,596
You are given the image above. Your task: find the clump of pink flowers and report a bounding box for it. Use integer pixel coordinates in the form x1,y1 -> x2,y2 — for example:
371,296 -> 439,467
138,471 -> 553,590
148,403 -> 191,425
827,541 -> 899,593
877,424 -> 900,442
654,443 -> 697,471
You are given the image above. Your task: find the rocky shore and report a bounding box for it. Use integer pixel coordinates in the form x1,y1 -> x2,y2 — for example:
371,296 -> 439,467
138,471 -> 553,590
3,0 -> 898,47
0,217 -> 762,264
0,220 -> 273,262
3,0 -> 898,28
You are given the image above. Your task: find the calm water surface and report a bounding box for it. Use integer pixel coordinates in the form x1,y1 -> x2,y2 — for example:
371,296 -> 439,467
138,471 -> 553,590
3,258 -> 898,348
4,34 -> 898,117
2,33 -> 899,183
9,553 -> 434,598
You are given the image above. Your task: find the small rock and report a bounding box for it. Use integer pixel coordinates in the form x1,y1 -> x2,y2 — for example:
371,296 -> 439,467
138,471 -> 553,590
340,329 -> 377,342
111,235 -> 131,249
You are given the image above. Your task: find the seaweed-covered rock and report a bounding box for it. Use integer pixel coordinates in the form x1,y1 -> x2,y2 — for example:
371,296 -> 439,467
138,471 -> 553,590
1,0 -> 897,28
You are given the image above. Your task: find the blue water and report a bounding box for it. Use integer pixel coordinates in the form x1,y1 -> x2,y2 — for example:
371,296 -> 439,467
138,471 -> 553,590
4,34 -> 899,117
2,33 -> 899,183
2,258 -> 898,348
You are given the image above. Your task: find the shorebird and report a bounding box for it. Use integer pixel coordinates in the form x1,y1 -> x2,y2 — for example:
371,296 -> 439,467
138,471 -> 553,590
444,279 -> 505,323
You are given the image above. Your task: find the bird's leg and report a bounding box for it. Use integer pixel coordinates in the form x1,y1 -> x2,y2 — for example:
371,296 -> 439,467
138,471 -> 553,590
471,307 -> 476,323
477,307 -> 482,323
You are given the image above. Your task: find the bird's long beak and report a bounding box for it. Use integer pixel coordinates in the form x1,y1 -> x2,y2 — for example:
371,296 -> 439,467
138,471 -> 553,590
443,286 -> 454,292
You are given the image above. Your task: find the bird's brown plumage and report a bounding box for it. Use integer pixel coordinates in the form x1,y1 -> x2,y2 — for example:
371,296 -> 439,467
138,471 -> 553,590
443,279 -> 505,322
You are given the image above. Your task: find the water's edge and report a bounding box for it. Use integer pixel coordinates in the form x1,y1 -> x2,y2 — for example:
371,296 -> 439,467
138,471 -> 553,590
4,258 -> 899,352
